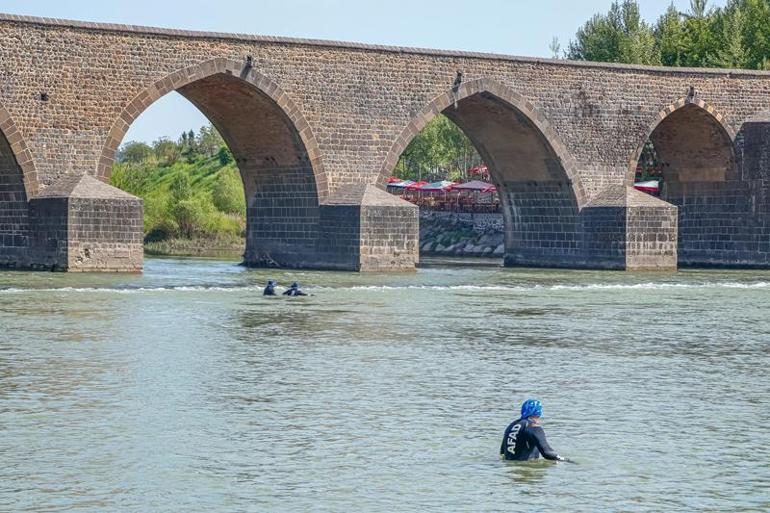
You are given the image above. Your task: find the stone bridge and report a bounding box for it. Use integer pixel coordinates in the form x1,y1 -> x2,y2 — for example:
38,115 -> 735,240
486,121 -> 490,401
3,14 -> 770,272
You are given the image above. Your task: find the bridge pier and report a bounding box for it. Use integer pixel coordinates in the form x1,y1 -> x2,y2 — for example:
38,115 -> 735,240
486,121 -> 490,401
243,184 -> 418,272
317,185 -> 418,272
501,184 -> 678,271
25,175 -> 143,272
579,186 -> 678,271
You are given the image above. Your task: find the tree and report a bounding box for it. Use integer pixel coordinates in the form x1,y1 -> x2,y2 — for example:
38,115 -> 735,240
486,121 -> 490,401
152,137 -> 180,166
739,0 -> 770,69
118,141 -> 152,163
171,197 -> 209,238
568,0 -> 770,71
198,125 -> 225,157
110,163 -> 151,196
568,6 -> 624,62
655,4 -> 686,67
713,2 -> 747,68
549,37 -> 562,59
395,115 -> 481,181
688,0 -> 710,19
567,1 -> 658,65
218,145 -> 234,166
169,172 -> 193,204
618,0 -> 658,64
212,167 -> 246,215
680,0 -> 717,67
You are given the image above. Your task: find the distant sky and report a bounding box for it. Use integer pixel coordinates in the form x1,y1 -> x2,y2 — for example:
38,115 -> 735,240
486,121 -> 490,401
3,0 -> 727,143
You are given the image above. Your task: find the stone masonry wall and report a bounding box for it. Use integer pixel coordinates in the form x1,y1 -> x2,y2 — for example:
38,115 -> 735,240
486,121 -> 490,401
6,15 -> 770,270
359,194 -> 418,272
66,197 -> 143,272
0,128 -> 29,267
3,15 -> 770,198
503,182 -> 584,268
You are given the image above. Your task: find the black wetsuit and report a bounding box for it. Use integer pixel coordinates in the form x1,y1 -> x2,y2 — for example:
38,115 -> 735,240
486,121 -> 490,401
283,288 -> 307,297
263,285 -> 276,296
500,418 -> 561,461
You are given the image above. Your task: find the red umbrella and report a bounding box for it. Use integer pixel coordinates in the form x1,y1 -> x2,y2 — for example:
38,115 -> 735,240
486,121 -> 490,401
467,165 -> 489,176
453,180 -> 494,191
419,180 -> 457,192
405,180 -> 429,191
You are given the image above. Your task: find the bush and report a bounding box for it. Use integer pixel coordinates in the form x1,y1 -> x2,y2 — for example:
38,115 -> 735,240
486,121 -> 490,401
218,145 -> 233,165
118,141 -> 153,163
169,172 -> 193,203
203,211 -> 245,240
171,196 -> 213,238
212,166 -> 246,215
110,162 -> 151,196
109,124 -> 248,247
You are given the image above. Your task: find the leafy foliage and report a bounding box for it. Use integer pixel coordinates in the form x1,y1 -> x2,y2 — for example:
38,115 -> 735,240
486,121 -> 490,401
212,166 -> 247,215
568,0 -> 658,65
395,114 -> 482,181
111,125 -> 246,246
567,0 -> 770,70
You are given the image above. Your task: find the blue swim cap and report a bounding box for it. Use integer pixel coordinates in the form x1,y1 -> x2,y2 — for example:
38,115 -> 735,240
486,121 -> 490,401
520,399 -> 543,418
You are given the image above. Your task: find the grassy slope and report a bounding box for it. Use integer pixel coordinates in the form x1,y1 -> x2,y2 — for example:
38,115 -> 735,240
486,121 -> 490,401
111,155 -> 246,256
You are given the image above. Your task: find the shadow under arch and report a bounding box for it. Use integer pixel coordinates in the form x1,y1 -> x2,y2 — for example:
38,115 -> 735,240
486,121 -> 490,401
377,78 -> 587,207
98,57 -> 330,268
626,96 -> 737,187
98,57 -> 328,200
0,103 -> 39,197
378,78 -> 597,268
0,104 -> 35,264
630,96 -> 752,268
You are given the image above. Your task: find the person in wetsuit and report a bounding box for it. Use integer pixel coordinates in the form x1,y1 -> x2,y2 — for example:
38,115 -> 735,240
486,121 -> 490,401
283,282 -> 307,297
263,280 -> 278,296
500,399 -> 567,462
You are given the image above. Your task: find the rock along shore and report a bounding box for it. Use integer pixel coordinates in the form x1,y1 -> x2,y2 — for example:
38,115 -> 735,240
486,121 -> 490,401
419,211 -> 504,258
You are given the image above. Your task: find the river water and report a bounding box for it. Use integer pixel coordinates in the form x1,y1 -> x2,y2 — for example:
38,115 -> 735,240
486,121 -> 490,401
1,257 -> 768,512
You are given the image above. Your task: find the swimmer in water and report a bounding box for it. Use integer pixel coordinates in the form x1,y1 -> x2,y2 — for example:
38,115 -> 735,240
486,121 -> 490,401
283,281 -> 307,297
263,280 -> 277,296
500,399 -> 570,462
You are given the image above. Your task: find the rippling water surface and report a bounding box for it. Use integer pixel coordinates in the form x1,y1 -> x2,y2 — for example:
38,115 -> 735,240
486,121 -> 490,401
1,257 -> 769,512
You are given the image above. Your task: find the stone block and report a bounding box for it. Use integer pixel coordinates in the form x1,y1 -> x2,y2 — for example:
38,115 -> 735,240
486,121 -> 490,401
28,175 -> 143,272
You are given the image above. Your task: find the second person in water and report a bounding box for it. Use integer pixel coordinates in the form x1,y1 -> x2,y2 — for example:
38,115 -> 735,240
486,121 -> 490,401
263,280 -> 308,296
283,282 -> 307,296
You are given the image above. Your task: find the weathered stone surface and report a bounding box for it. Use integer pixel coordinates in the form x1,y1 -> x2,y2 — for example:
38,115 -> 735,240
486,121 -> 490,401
317,184 -> 417,272
28,175 -> 143,271
3,15 -> 770,270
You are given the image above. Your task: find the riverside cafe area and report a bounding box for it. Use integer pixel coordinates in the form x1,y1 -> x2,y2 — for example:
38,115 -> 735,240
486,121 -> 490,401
388,165 -> 662,213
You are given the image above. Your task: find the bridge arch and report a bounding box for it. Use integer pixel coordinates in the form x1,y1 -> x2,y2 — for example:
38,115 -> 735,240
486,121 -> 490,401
379,78 -> 588,267
0,104 -> 35,264
627,96 -> 737,187
378,78 -> 586,206
630,96 -> 742,267
98,57 -> 328,200
100,57 -> 329,267
0,104 -> 39,197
